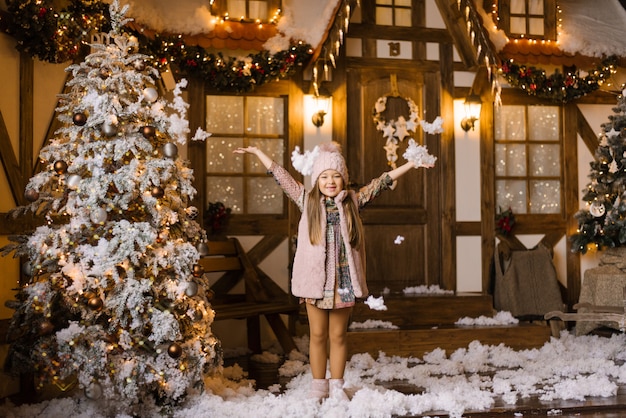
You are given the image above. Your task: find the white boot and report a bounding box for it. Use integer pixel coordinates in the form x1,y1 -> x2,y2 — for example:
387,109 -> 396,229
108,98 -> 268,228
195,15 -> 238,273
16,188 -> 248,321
329,378 -> 350,401
308,378 -> 329,400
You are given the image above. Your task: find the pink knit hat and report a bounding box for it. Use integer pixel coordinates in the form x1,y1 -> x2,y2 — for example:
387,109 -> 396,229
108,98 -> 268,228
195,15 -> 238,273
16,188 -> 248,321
310,141 -> 349,187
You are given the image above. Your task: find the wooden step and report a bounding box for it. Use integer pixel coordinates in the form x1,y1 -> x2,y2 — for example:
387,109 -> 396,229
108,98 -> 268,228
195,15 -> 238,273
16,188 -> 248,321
351,292 -> 495,327
347,323 -> 552,358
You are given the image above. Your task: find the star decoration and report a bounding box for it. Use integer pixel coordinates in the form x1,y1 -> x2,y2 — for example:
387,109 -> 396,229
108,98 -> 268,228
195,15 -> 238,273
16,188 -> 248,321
394,116 -> 410,141
382,123 -> 396,140
606,128 -> 620,138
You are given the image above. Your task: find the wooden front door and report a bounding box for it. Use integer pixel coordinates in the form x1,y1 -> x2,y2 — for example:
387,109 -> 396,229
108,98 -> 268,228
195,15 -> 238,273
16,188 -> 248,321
346,68 -> 443,294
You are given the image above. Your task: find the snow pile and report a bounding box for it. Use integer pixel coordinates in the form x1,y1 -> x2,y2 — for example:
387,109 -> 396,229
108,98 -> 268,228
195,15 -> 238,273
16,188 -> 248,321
364,295 -> 387,311
456,311 -> 519,326
403,284 -> 454,295
349,319 -> 398,330
3,331 -> 626,418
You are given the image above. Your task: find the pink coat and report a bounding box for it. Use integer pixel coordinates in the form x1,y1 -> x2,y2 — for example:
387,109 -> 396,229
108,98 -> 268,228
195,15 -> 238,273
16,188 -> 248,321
290,190 -> 367,299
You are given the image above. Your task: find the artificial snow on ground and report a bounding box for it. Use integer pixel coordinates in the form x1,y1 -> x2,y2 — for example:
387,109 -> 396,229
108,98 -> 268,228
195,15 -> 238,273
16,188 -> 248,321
2,330 -> 626,418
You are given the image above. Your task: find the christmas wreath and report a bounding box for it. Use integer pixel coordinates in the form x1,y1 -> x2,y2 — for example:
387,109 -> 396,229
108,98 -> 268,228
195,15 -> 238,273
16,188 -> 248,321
372,95 -> 419,142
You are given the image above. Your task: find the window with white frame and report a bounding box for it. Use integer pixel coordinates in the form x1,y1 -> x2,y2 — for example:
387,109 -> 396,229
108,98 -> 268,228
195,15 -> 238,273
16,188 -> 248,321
494,104 -> 562,214
205,95 -> 286,214
375,0 -> 412,27
498,0 -> 557,40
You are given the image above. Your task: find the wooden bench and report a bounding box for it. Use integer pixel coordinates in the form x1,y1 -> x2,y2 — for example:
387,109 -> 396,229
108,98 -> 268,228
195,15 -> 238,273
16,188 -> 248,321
198,238 -> 299,354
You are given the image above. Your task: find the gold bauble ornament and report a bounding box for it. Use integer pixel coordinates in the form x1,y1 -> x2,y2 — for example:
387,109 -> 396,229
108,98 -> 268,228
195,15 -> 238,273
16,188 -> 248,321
192,264 -> 204,277
54,160 -> 68,174
38,320 -> 54,335
168,342 -> 183,359
141,125 -> 156,139
151,186 -> 165,198
72,112 -> 87,126
88,297 -> 103,310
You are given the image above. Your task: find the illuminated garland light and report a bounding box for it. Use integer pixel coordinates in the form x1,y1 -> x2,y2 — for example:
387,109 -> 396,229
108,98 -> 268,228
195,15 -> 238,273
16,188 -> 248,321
499,57 -> 617,103
3,0 -> 312,93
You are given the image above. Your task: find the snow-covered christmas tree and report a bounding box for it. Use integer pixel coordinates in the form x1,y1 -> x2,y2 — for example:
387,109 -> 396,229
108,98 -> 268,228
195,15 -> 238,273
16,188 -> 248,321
1,1 -> 219,413
571,87 -> 626,254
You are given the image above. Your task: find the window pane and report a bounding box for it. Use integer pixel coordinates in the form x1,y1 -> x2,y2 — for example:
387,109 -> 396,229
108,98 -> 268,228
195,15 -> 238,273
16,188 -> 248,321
207,177 -> 244,214
248,138 -> 283,174
227,0 -> 246,19
395,9 -> 412,27
396,0 -> 411,5
528,18 -> 544,35
247,97 -> 284,135
247,178 -> 283,214
528,0 -> 544,14
207,137 -> 244,173
528,106 -> 559,141
376,8 -> 393,25
530,144 -> 560,177
376,0 -> 392,5
496,180 -> 527,214
510,0 -> 526,13
249,1 -> 268,20
495,105 -> 526,140
496,143 -> 527,176
530,180 -> 560,214
510,17 -> 527,34
206,96 -> 244,133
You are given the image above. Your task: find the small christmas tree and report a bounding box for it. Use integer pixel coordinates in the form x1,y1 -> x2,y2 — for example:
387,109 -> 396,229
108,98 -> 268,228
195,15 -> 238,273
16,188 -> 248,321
1,1 -> 219,413
571,87 -> 626,254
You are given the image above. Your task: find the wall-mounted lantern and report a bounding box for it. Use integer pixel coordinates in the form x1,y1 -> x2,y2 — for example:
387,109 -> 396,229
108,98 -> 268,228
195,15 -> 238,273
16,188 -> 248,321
460,93 -> 482,132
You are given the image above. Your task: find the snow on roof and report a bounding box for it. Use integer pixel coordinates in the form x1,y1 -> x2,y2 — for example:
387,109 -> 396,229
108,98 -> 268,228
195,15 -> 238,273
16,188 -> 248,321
116,0 -> 340,53
558,0 -> 626,58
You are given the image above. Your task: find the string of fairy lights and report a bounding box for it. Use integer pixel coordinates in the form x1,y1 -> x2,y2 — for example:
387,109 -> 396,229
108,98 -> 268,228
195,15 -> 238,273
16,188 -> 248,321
1,0 -> 312,93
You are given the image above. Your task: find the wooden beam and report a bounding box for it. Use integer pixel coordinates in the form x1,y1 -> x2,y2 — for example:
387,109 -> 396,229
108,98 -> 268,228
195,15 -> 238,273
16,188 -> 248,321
20,52 -> 33,183
576,105 -> 600,154
436,41 -> 455,291
348,24 -> 452,43
564,103 -> 581,308
434,0 -> 479,68
0,112 -> 23,206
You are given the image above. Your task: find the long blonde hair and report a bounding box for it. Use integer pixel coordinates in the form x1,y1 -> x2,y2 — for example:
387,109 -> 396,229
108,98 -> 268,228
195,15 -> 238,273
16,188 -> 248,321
306,186 -> 364,248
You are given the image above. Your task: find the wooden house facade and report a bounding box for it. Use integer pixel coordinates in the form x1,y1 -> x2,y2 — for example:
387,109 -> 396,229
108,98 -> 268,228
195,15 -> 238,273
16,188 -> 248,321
1,0 -> 626,395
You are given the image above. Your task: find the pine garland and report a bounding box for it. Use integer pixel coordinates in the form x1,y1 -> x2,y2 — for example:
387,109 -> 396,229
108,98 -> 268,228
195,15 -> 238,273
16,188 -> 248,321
3,0 -> 312,93
499,57 -> 617,103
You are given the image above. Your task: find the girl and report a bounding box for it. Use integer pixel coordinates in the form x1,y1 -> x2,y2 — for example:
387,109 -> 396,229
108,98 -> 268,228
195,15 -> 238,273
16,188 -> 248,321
234,141 -> 433,401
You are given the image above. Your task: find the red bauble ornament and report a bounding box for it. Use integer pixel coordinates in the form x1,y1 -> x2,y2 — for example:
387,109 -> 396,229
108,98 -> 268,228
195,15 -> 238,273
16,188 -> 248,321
168,343 -> 183,359
73,112 -> 87,126
54,160 -> 68,174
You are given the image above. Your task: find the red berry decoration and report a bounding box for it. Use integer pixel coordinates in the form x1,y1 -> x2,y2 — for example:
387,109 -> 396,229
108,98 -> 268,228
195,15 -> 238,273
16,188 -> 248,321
54,160 -> 68,174
141,125 -> 156,139
73,112 -> 87,126
167,343 -> 183,359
